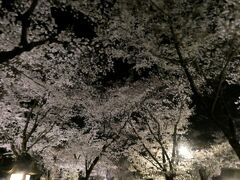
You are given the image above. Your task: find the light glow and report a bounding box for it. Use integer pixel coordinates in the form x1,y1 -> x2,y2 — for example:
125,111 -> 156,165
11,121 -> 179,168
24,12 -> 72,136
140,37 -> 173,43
178,145 -> 193,159
10,173 -> 31,180
10,173 -> 24,180
25,175 -> 30,180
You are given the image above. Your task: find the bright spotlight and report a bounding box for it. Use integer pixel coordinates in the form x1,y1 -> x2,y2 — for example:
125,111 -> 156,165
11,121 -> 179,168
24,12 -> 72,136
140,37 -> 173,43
10,173 -> 24,180
178,145 -> 193,159
10,173 -> 31,180
25,175 -> 30,180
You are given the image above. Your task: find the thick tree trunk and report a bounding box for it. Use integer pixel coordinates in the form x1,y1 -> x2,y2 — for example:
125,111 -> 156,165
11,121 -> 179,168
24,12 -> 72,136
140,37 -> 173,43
199,167 -> 208,180
228,138 -> 240,159
85,171 -> 91,180
173,21 -> 240,161
0,37 -> 55,64
165,174 -> 174,180
47,170 -> 51,180
85,156 -> 100,180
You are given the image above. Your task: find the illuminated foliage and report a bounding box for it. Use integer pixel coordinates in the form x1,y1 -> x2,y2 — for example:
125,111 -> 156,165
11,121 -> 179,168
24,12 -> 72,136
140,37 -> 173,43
1,0 -> 240,179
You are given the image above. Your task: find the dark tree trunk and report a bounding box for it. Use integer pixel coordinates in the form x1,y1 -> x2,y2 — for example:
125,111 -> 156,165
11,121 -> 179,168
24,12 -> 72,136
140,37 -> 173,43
165,174 -> 174,180
199,167 -> 208,180
228,138 -> 240,159
170,16 -> 240,161
85,156 -> 100,180
47,170 -> 51,180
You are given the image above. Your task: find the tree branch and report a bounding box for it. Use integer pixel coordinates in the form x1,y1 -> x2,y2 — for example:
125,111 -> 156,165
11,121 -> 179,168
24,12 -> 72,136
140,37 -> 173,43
23,108 -> 51,152
144,111 -> 172,170
11,143 -> 20,157
22,105 -> 35,142
172,100 -> 183,165
128,119 -> 164,170
169,21 -> 201,98
27,122 -> 55,152
0,35 -> 57,64
211,38 -> 236,115
19,0 -> 39,46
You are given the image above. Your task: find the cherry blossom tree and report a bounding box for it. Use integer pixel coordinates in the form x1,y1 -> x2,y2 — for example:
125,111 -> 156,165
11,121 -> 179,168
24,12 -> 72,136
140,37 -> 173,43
155,0 -> 240,159
113,0 -> 240,159
38,108 -> 130,180
126,83 -> 192,180
1,0 -> 240,179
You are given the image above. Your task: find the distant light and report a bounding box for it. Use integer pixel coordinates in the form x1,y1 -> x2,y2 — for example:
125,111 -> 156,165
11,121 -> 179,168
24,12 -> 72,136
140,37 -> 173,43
25,175 -> 30,180
178,145 -> 193,159
10,173 -> 31,180
10,173 -> 24,180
